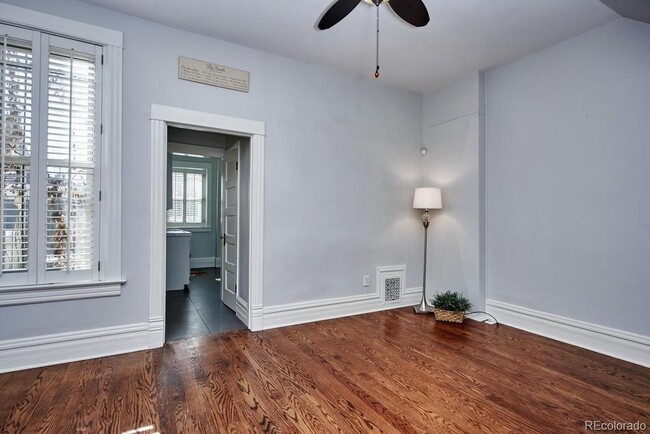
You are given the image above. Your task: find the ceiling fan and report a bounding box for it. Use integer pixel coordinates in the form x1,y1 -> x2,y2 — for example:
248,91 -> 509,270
318,0 -> 430,79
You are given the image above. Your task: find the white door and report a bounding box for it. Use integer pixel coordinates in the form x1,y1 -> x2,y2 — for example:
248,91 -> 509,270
221,142 -> 239,312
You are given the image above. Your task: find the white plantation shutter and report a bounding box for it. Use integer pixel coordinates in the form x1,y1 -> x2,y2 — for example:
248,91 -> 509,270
167,165 -> 208,227
46,47 -> 97,272
0,24 -> 104,289
0,35 -> 32,278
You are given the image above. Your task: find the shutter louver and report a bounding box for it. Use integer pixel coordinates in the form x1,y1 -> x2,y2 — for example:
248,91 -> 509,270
1,37 -> 32,273
46,49 -> 96,271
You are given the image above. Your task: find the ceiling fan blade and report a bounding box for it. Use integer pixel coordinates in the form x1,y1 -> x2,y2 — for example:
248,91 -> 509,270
318,0 -> 362,30
388,0 -> 430,27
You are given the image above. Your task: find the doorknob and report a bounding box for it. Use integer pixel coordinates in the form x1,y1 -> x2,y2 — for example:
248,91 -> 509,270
220,233 -> 226,246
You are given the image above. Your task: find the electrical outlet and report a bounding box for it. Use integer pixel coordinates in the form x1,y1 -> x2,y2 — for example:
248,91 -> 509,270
362,275 -> 370,287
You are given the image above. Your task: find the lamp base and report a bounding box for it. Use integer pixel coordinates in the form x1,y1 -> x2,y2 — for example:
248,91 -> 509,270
413,296 -> 433,314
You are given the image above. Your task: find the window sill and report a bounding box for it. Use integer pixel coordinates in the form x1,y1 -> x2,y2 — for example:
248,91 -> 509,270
167,226 -> 212,233
0,279 -> 126,307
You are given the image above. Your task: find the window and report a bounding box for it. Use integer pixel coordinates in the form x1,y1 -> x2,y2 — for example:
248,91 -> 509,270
0,29 -> 100,285
168,165 -> 209,228
0,8 -> 123,304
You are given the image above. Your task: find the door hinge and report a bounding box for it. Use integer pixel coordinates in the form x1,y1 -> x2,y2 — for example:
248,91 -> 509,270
100,124 -> 103,135
101,54 -> 104,65
98,261 -> 101,272
235,284 -> 237,293
236,161 -> 238,170
99,190 -> 102,201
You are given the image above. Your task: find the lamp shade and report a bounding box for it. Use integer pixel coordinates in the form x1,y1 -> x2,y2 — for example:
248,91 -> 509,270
413,187 -> 442,210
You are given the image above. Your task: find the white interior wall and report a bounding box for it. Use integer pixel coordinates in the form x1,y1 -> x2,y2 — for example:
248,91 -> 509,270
0,0 -> 423,341
486,18 -> 650,336
421,72 -> 485,309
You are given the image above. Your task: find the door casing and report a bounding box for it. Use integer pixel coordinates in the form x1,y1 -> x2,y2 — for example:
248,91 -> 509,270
149,104 -> 265,349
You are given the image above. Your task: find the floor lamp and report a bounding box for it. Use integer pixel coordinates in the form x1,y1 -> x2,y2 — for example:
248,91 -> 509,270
413,187 -> 442,314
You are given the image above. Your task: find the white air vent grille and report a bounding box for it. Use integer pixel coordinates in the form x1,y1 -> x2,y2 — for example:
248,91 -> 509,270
384,277 -> 401,301
377,265 -> 406,304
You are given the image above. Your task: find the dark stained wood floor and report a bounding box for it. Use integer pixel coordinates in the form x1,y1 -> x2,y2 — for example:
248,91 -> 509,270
0,308 -> 648,433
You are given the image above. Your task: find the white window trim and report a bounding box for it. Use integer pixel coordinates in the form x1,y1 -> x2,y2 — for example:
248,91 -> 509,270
0,3 -> 123,306
0,3 -> 123,47
167,161 -> 212,230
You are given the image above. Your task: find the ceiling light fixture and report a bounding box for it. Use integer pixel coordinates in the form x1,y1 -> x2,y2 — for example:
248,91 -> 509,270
318,0 -> 430,79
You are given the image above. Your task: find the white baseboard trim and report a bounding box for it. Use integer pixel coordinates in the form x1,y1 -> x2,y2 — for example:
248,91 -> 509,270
0,322 -> 154,374
236,296 -> 248,327
190,256 -> 218,268
261,289 -> 421,330
148,316 -> 164,349
250,304 -> 263,331
487,299 -> 650,367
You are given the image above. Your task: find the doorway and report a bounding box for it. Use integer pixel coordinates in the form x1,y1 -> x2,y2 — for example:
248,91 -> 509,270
164,128 -> 249,341
148,105 -> 266,348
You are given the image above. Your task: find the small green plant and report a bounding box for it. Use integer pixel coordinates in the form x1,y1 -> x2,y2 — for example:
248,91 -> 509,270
431,291 -> 471,312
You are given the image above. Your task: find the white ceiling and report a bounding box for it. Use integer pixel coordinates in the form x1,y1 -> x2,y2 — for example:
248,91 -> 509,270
78,0 -> 618,93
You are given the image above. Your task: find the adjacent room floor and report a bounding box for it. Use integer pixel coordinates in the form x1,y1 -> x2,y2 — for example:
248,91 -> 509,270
1,308 -> 647,433
165,267 -> 246,341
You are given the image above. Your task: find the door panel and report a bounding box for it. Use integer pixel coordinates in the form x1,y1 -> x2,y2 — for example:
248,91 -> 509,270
221,142 -> 239,312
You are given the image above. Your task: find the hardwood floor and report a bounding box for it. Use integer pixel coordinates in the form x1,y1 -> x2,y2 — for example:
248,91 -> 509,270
0,308 -> 648,433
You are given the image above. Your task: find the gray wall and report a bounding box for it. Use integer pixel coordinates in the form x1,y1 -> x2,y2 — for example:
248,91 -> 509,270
421,72 -> 485,309
486,18 -> 650,335
0,0 -> 423,340
168,154 -> 220,263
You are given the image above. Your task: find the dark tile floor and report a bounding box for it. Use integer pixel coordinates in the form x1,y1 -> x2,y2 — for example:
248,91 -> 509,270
165,267 -> 246,341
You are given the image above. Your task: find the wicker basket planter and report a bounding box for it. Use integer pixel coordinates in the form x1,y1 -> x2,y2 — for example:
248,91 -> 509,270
434,309 -> 465,323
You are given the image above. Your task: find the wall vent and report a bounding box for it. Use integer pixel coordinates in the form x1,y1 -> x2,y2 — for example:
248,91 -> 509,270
377,265 -> 406,303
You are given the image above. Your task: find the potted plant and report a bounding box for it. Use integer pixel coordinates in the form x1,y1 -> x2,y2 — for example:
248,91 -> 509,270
430,291 -> 471,323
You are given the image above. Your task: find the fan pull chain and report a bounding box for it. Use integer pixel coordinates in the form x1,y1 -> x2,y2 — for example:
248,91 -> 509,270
374,3 -> 380,79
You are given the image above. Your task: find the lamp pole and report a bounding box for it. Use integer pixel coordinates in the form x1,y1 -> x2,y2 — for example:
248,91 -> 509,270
414,209 -> 433,313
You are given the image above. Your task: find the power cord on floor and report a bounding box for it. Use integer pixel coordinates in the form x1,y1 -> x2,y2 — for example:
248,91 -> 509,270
466,311 -> 499,327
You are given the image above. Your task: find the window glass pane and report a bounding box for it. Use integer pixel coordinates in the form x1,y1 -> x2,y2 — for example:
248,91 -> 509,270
167,168 -> 207,225
2,165 -> 29,271
1,38 -> 32,273
186,200 -> 203,224
46,49 -> 96,271
46,167 -> 94,270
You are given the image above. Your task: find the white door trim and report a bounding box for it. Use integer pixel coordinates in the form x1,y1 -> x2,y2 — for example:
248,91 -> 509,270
149,105 -> 265,348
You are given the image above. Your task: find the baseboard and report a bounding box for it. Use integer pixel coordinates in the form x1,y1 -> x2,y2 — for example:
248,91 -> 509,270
148,316 -> 164,348
487,299 -> 650,367
190,256 -> 217,268
0,323 -> 152,374
249,304 -> 263,331
236,296 -> 248,327
261,289 -> 421,330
